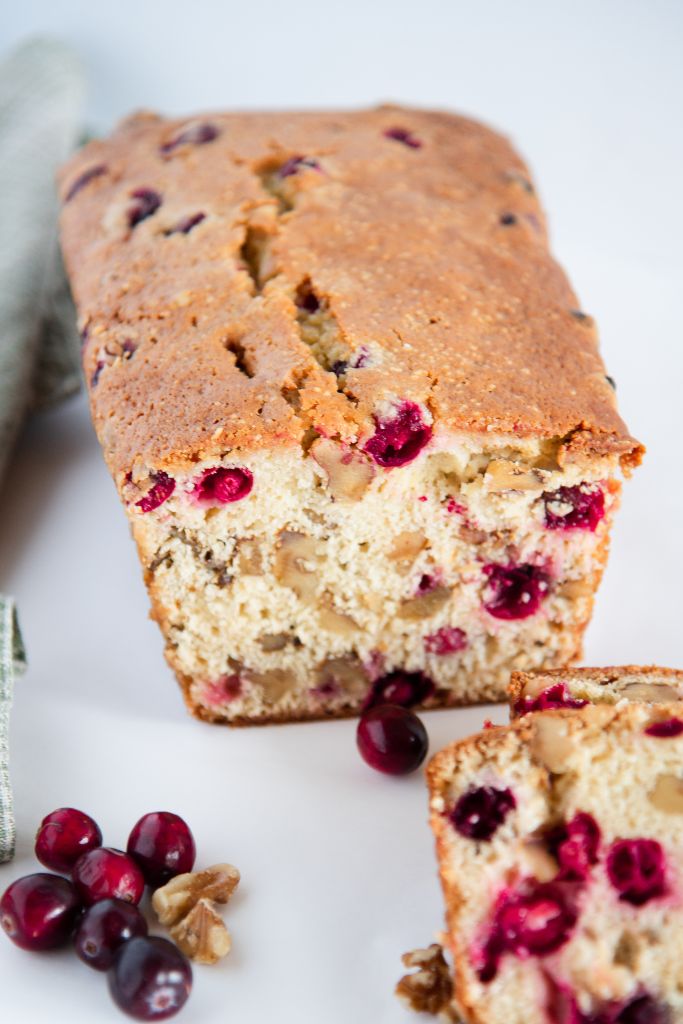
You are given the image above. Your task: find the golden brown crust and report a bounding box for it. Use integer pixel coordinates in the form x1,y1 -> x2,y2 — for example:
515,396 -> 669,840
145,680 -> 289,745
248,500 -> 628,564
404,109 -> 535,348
58,104 -> 642,483
509,663 -> 683,705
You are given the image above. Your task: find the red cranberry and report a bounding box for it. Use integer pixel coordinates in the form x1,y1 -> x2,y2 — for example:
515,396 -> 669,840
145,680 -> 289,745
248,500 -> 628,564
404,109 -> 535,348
1,873 -> 81,951
136,472 -> 175,513
483,562 -> 550,620
108,936 -> 192,1020
65,163 -> 107,202
478,881 -> 577,982
544,485 -> 605,531
499,212 -> 518,225
606,838 -> 666,906
514,682 -> 588,716
75,898 -> 148,970
383,126 -> 422,149
127,812 -> 196,887
35,807 -> 102,873
551,813 -> 601,881
161,122 -> 219,154
73,848 -> 145,906
193,466 -> 253,504
618,996 -> 671,1024
364,670 -> 434,710
424,626 -> 467,656
128,189 -> 162,229
278,155 -> 321,177
450,785 -> 516,841
356,705 -> 428,775
645,717 -> 683,738
164,212 -> 206,236
363,402 -> 432,468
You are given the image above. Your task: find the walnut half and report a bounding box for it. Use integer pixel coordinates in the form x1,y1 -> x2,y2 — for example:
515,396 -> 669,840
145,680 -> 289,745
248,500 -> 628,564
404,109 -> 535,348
395,944 -> 459,1020
152,863 -> 240,926
170,898 -> 231,965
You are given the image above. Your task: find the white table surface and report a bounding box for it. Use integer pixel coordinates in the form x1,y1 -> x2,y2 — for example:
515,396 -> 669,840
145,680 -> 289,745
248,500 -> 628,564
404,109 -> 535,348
1,2 -> 682,1021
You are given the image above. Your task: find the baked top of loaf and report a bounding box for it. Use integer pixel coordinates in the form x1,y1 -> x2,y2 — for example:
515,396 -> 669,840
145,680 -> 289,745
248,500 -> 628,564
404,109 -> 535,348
509,665 -> 683,715
428,701 -> 683,1023
58,104 -> 642,482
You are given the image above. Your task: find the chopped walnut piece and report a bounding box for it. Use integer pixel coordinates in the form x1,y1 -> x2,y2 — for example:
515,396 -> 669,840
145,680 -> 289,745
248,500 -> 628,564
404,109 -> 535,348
485,459 -> 544,492
311,438 -> 375,501
398,586 -> 452,620
395,944 -> 459,1020
170,897 -> 232,965
152,863 -> 240,926
273,531 -> 320,602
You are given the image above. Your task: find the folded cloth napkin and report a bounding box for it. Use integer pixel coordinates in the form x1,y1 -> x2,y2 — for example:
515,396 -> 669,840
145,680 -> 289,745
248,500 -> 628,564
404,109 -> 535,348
0,600 -> 26,863
0,36 -> 85,860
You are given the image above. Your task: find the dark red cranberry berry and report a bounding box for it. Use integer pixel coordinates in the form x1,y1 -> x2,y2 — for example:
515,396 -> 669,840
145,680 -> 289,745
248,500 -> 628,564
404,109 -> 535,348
193,466 -> 253,504
164,212 -> 206,236
1,873 -> 81,951
363,401 -> 432,468
356,704 -> 428,775
35,807 -> 102,873
75,898 -> 148,971
65,164 -> 107,202
544,485 -> 605,532
128,189 -> 162,229
478,881 -> 577,981
450,786 -> 516,841
161,122 -> 219,154
514,682 -> 588,716
424,626 -> 467,656
606,838 -> 666,906
278,155 -> 321,178
365,670 -> 434,710
645,717 -> 683,738
108,936 -> 192,1020
72,848 -> 145,906
136,472 -> 175,513
483,562 -> 550,620
383,127 -> 422,149
127,812 -> 196,887
618,995 -> 671,1024
551,812 -> 601,881
499,212 -> 518,225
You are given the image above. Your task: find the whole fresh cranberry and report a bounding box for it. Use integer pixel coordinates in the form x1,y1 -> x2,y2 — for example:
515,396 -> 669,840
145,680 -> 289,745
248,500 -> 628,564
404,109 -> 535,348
450,785 -> 516,841
482,562 -> 550,620
75,898 -> 148,970
617,995 -> 671,1024
192,466 -> 253,505
127,813 -> 196,887
1,873 -> 81,951
356,705 -> 428,775
364,670 -> 434,710
544,485 -> 605,531
606,838 -> 666,906
514,682 -> 588,716
35,807 -> 102,873
72,848 -> 145,906
108,936 -> 192,1020
363,402 -> 432,468
136,472 -> 175,513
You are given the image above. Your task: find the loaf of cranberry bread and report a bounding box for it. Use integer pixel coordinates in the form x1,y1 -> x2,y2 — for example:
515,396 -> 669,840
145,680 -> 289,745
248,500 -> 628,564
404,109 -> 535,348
509,666 -> 683,717
57,105 -> 642,724
428,703 -> 683,1024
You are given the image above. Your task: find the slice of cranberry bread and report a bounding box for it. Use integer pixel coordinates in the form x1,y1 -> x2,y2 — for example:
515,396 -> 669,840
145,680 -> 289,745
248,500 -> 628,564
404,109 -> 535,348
509,666 -> 683,717
428,703 -> 683,1024
58,105 -> 642,724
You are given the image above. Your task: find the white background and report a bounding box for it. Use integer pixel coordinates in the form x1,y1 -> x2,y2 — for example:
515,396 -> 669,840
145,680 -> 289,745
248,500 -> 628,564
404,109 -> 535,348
1,1 -> 682,1021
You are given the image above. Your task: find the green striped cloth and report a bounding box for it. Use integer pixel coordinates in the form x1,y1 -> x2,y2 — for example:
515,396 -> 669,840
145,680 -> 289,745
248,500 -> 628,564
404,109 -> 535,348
0,37 -> 85,860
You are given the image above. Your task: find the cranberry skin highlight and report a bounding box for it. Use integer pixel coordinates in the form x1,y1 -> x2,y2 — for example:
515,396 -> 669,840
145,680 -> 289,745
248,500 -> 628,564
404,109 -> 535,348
1,873 -> 81,951
108,936 -> 192,1021
75,898 -> 148,971
127,812 -> 196,887
35,807 -> 102,873
356,705 -> 428,775
72,847 -> 145,906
